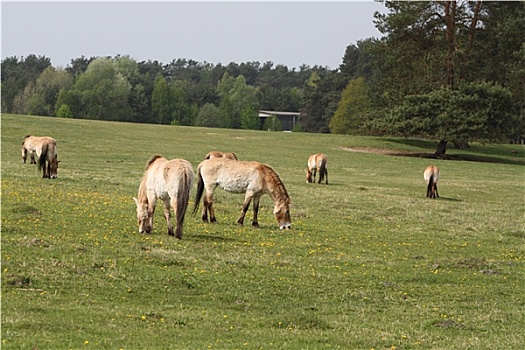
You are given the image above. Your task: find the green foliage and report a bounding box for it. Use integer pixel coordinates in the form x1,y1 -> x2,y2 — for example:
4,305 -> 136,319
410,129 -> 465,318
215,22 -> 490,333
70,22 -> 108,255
195,103 -> 224,128
1,55 -> 52,113
151,74 -> 170,124
301,70 -> 344,133
64,57 -> 133,121
263,116 -> 283,131
329,77 -> 372,134
376,82 -> 518,143
240,107 -> 260,130
2,114 -> 524,349
217,73 -> 259,129
56,104 -> 73,118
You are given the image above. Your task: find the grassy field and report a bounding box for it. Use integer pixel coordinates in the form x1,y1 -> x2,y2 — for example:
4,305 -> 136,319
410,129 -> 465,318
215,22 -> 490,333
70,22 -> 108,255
1,114 -> 524,349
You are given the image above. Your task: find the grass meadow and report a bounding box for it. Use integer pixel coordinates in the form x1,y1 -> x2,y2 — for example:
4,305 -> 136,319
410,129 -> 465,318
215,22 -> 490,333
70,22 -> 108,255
1,114 -> 524,349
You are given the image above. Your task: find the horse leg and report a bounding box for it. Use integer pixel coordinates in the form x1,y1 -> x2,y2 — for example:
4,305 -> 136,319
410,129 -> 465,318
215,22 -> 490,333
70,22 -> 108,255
237,192 -> 253,226
251,196 -> 261,228
435,184 -> 439,198
147,197 -> 156,233
325,169 -> 328,184
42,161 -> 48,178
201,196 -> 209,222
22,148 -> 27,163
312,168 -> 317,183
46,161 -> 51,178
204,191 -> 217,223
163,198 -> 174,236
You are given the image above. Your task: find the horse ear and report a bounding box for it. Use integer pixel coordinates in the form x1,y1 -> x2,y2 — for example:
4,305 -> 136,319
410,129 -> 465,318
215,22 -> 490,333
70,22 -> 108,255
133,197 -> 138,204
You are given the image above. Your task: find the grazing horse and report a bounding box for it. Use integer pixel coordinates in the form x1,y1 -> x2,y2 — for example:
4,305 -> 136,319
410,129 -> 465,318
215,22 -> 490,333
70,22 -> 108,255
306,153 -> 328,184
193,157 -> 291,230
205,151 -> 238,160
133,155 -> 195,239
424,165 -> 440,199
22,135 -> 59,178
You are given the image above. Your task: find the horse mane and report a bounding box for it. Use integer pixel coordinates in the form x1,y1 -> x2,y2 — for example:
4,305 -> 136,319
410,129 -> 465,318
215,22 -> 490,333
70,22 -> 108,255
22,135 -> 31,145
145,155 -> 163,170
264,164 -> 290,202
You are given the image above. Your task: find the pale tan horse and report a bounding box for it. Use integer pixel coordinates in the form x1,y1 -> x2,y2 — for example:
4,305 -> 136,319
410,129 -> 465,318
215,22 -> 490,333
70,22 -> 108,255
424,165 -> 440,199
193,157 -> 291,229
133,155 -> 195,239
306,153 -> 328,184
205,151 -> 238,160
22,135 -> 59,178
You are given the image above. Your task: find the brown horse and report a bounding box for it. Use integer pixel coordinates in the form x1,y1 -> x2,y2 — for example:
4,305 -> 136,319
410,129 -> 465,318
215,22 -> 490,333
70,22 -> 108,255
424,165 -> 440,199
193,157 -> 291,229
306,153 -> 328,184
22,135 -> 59,178
205,151 -> 238,160
133,155 -> 195,239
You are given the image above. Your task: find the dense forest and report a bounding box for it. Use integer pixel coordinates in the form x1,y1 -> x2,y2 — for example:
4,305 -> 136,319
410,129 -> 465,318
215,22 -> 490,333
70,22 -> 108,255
2,1 -> 524,154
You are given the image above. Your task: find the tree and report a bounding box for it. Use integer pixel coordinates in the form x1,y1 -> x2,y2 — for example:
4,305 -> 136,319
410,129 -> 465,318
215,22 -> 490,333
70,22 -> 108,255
24,66 -> 73,116
217,73 -> 259,129
170,80 -> 195,126
377,82 -> 517,156
329,77 -> 372,134
1,55 -> 51,113
240,107 -> 260,130
300,70 -> 344,133
372,1 -> 488,105
195,103 -> 224,128
64,57 -> 132,120
151,74 -> 170,124
56,104 -> 73,118
263,116 -> 283,131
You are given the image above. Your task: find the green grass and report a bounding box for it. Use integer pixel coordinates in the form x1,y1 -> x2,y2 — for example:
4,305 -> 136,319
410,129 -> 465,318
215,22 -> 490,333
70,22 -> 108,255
2,114 -> 524,349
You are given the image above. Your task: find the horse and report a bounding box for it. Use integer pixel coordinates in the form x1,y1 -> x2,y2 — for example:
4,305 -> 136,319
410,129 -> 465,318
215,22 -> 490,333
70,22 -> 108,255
193,157 -> 291,230
205,151 -> 238,160
133,155 -> 195,239
424,165 -> 440,199
306,153 -> 328,184
22,135 -> 59,178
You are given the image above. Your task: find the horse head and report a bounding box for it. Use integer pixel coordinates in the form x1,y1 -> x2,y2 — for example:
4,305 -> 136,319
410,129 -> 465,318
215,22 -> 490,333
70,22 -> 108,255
273,200 -> 291,230
133,197 -> 151,233
49,155 -> 59,178
305,168 -> 313,183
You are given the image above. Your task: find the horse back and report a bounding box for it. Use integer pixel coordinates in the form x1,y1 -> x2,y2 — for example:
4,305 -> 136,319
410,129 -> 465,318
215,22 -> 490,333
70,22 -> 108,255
424,165 -> 439,183
205,151 -> 238,161
199,158 -> 265,193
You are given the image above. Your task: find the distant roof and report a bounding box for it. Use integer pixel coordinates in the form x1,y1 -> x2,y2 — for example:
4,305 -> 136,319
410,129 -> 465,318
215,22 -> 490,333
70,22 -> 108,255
259,110 -> 301,117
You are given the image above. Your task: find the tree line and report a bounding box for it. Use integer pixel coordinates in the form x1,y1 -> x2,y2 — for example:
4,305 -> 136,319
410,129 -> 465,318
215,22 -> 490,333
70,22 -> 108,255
2,1 -> 523,154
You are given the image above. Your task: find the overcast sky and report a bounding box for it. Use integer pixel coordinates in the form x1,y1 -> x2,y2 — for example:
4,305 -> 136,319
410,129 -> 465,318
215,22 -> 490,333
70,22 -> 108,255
2,1 -> 386,70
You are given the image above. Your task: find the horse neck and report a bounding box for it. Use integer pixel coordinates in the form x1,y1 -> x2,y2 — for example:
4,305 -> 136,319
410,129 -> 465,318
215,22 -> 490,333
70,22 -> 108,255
137,176 -> 149,204
265,167 -> 289,205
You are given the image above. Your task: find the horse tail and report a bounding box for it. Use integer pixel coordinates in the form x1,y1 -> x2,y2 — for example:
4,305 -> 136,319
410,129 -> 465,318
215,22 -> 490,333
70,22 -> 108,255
318,159 -> 327,184
193,166 -> 205,215
426,174 -> 434,198
175,167 -> 193,238
38,142 -> 49,173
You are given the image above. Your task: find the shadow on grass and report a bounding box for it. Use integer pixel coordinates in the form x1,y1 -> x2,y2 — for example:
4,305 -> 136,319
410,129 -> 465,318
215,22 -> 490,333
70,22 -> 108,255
190,234 -> 238,242
435,196 -> 462,202
390,152 -> 525,166
384,138 -> 525,166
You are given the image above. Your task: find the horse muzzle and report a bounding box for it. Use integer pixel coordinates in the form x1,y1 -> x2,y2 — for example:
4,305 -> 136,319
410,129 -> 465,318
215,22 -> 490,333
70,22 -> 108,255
279,223 -> 292,230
